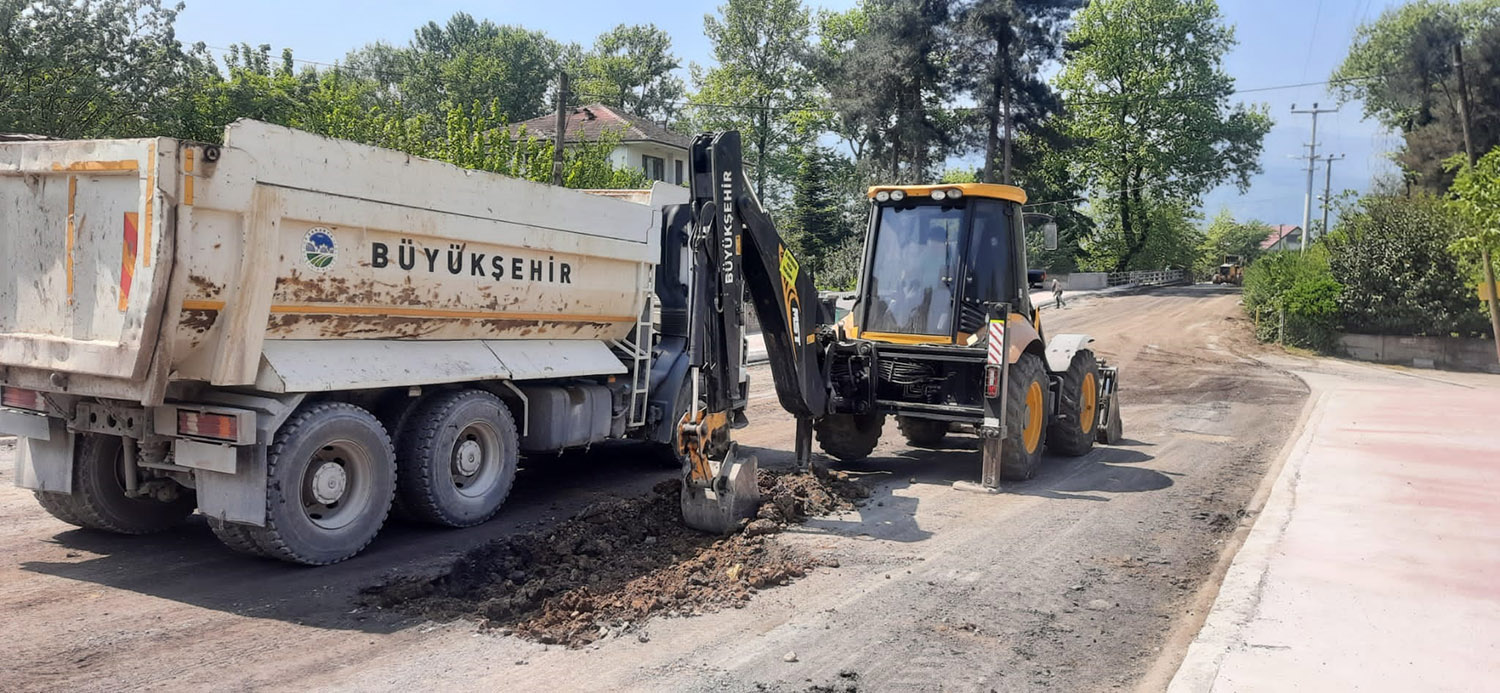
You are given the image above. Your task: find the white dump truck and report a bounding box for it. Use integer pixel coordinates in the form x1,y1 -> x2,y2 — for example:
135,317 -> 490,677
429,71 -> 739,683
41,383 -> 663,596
3,122 -> 1107,566
0,120 -> 772,564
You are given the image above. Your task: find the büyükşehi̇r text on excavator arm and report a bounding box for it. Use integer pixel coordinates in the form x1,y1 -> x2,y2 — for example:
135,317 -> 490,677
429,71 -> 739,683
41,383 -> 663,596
676,131 -> 830,533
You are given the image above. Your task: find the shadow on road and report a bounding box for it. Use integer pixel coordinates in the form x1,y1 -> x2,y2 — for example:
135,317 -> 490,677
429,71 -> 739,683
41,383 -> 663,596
18,442 -> 680,634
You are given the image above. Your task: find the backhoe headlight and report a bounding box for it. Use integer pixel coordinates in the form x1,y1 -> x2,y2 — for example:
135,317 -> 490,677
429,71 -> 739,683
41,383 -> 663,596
889,190 -> 905,201
947,188 -> 963,199
875,190 -> 890,202
930,189 -> 947,201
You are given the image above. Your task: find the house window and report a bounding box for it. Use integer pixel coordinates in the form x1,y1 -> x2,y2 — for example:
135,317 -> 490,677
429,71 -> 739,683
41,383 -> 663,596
674,159 -> 684,185
642,154 -> 665,181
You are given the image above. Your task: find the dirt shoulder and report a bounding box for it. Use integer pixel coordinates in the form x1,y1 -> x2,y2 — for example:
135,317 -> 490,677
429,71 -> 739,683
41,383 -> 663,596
0,285 -> 1306,692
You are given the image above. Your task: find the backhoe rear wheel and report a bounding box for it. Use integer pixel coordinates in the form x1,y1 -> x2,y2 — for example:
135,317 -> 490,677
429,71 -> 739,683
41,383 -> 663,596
897,416 -> 948,448
33,433 -> 194,534
998,354 -> 1049,481
1047,350 -> 1101,457
815,412 -> 885,463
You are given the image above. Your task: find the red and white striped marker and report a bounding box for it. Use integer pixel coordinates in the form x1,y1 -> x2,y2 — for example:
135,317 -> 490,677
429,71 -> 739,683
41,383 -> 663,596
986,318 -> 1006,365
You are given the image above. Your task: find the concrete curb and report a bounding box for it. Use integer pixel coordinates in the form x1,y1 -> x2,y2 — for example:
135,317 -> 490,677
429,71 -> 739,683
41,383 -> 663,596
1156,386 -> 1328,692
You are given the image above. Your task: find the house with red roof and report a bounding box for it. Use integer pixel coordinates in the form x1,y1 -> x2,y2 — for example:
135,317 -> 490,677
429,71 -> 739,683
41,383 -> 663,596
510,103 -> 692,185
1260,224 -> 1303,251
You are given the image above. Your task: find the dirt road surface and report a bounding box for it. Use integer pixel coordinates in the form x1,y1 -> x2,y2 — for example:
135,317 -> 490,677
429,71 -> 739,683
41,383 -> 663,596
0,285 -> 1307,692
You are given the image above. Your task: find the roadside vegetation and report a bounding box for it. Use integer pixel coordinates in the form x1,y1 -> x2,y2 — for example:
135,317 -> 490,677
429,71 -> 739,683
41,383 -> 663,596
0,0 -> 1272,286
1237,0 -> 1500,351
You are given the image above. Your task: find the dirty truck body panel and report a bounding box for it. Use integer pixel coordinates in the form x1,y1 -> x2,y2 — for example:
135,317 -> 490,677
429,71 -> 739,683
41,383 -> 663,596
0,120 -> 691,563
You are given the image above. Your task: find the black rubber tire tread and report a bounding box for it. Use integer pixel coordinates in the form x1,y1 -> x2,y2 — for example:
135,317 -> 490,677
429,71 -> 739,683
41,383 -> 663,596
397,389 -> 519,528
999,354 -> 1050,481
207,517 -> 269,557
32,490 -> 88,527
814,412 -> 885,462
657,378 -> 695,469
34,434 -> 194,534
245,402 -> 396,566
1047,350 -> 1101,457
897,416 -> 948,448
377,394 -> 422,521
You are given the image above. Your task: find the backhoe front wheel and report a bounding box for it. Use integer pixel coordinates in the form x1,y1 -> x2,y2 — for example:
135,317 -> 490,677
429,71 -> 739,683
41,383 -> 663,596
1047,350 -> 1101,457
33,433 -> 194,534
997,354 -> 1049,481
815,412 -> 885,463
245,402 -> 396,565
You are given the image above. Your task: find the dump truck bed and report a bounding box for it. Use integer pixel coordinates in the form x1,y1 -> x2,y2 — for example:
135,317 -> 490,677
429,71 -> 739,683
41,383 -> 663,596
0,120 -> 674,404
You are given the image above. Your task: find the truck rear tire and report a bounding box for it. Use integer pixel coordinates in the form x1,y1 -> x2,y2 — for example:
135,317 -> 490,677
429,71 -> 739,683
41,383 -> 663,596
815,412 -> 885,463
208,517 -> 270,557
397,389 -> 519,528
32,434 -> 194,534
1047,350 -> 1100,457
246,402 -> 396,565
897,416 -> 948,448
999,354 -> 1049,481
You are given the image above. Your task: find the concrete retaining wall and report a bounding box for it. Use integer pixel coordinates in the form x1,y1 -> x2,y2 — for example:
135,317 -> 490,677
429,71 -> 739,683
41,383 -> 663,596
1060,272 -> 1108,290
1337,332 -> 1500,373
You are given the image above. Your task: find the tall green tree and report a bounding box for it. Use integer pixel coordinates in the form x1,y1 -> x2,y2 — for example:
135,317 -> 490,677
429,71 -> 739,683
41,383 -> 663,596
840,0 -> 955,181
1333,0 -> 1500,192
576,24 -> 685,121
691,0 -> 818,202
346,13 -> 565,125
1056,0 -> 1270,271
956,0 -> 1081,184
0,0 -> 201,138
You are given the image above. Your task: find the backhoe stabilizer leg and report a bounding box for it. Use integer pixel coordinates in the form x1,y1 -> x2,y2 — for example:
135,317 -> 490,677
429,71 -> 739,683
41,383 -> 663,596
1095,365 -> 1124,445
680,443 -> 760,534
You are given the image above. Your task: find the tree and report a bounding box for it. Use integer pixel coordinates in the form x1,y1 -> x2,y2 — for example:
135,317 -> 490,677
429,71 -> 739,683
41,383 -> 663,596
691,0 -> 818,202
1333,0 -> 1500,192
1194,210 -> 1271,279
783,148 -> 852,264
576,24 -> 685,121
346,13 -> 564,125
1324,195 -> 1489,337
955,0 -> 1081,184
1056,0 -> 1271,271
1447,146 -> 1500,342
859,0 -> 955,181
0,0 -> 202,138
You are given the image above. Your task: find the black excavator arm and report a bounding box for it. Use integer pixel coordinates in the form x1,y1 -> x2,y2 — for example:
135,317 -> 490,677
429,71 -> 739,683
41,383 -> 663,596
676,131 -> 829,533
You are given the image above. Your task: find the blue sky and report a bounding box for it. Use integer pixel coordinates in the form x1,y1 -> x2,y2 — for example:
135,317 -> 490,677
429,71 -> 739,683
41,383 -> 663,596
176,0 -> 1407,228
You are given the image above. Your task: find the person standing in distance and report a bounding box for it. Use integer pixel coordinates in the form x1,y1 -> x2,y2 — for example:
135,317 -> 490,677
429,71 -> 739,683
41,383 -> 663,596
1051,278 -> 1066,309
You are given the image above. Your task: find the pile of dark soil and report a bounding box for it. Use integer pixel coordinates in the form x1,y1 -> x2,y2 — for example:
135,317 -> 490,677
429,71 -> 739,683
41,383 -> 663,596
362,468 -> 869,647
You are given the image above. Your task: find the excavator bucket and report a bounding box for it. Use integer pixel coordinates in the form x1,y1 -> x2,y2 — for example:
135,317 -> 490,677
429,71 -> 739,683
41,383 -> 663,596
680,443 -> 760,534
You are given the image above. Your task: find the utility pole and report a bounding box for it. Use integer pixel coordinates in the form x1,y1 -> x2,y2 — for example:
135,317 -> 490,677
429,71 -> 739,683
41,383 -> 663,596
1454,44 -> 1500,363
1319,154 -> 1345,242
551,71 -> 569,187
1291,103 -> 1337,253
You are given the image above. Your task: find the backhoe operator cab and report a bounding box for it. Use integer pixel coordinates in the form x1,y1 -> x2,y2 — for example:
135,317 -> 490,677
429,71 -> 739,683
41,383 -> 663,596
821,183 -> 1122,484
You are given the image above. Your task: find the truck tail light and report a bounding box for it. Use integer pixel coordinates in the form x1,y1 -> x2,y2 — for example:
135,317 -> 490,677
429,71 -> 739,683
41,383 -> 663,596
984,365 -> 1002,399
1,386 -> 46,412
178,410 -> 239,442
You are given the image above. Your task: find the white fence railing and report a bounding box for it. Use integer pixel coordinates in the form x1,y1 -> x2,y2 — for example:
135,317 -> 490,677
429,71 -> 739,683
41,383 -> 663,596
1105,269 -> 1188,287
